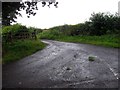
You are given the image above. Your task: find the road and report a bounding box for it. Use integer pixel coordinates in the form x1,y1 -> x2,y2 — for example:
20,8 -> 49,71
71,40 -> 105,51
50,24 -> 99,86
3,40 -> 119,88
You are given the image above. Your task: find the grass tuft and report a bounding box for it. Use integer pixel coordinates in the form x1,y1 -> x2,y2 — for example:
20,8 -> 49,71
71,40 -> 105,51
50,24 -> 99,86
88,56 -> 96,61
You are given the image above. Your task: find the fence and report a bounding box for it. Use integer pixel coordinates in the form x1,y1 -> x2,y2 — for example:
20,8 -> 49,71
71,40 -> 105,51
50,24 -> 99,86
3,29 -> 37,43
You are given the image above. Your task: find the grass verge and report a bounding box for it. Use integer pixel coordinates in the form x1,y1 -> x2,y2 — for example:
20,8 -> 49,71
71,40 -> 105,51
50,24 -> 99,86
38,32 -> 119,48
2,39 -> 46,64
56,35 -> 119,48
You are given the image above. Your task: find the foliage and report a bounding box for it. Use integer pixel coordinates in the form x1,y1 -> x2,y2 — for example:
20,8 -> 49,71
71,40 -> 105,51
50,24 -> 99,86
2,24 -> 41,42
2,24 -> 46,64
37,30 -> 59,39
2,1 -> 58,26
28,27 -> 42,34
2,39 -> 46,64
2,24 -> 28,42
89,12 -> 120,35
39,12 -> 120,36
39,30 -> 119,48
2,2 -> 22,25
38,12 -> 119,48
2,24 -> 27,34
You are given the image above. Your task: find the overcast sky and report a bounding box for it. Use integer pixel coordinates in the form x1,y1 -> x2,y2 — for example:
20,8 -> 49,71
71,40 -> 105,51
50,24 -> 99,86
14,0 -> 120,29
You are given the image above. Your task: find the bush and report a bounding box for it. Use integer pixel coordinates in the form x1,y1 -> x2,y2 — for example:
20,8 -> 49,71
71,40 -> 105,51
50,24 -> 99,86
2,24 -> 27,35
2,24 -> 40,42
38,30 -> 56,39
2,24 -> 47,64
89,12 -> 120,35
2,24 -> 28,41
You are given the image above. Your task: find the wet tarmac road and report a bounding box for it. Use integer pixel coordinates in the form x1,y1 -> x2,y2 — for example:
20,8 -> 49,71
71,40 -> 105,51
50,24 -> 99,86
3,40 -> 119,88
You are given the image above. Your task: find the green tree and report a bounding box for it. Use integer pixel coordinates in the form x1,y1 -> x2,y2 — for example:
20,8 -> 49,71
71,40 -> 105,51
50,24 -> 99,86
89,12 -> 120,35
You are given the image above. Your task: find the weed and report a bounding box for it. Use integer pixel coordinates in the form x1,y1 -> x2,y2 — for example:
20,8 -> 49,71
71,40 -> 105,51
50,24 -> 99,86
88,56 -> 96,61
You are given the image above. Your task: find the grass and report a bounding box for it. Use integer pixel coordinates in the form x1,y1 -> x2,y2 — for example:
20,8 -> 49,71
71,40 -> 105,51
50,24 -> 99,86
2,39 -> 46,64
57,35 -> 119,48
38,31 -> 119,48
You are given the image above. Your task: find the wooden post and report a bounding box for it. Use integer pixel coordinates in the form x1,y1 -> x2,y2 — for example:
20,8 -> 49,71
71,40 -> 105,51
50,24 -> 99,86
31,30 -> 37,40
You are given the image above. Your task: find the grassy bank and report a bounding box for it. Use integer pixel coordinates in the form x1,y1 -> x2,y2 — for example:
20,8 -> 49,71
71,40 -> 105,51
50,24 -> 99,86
2,39 -> 46,64
38,32 -> 119,48
56,35 -> 119,48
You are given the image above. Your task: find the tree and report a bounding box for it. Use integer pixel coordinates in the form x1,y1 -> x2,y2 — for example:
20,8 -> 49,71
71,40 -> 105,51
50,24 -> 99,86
89,12 -> 120,35
2,1 -> 58,26
2,2 -> 23,26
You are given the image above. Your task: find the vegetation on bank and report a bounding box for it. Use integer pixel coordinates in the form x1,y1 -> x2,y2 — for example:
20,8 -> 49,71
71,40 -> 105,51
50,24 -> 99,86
38,33 -> 119,48
2,40 -> 46,64
38,12 -> 120,48
2,24 -> 46,64
2,12 -> 120,64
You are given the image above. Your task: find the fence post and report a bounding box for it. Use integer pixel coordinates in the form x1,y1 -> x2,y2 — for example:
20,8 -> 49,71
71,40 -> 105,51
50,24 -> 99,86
31,30 -> 37,40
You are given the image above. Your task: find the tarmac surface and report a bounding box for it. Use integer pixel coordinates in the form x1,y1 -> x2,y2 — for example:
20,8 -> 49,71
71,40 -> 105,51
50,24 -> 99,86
3,40 -> 119,88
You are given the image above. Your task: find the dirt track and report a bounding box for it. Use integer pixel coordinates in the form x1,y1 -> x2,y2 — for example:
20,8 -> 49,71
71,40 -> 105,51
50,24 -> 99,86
3,40 -> 119,88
